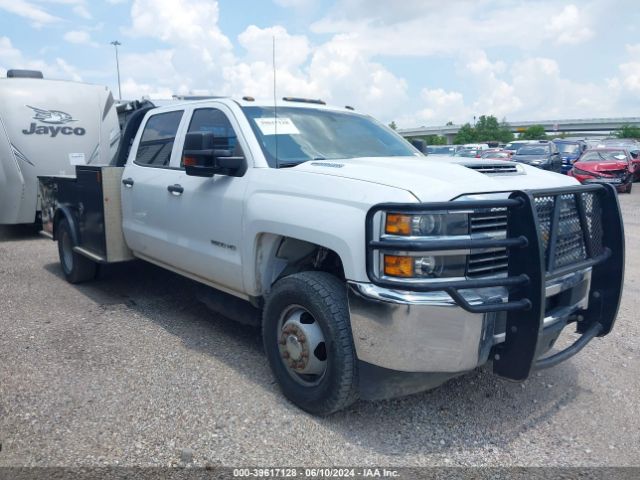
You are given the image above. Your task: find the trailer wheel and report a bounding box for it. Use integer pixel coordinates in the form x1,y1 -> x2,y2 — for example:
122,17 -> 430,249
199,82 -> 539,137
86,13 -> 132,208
262,271 -> 358,415
57,218 -> 97,284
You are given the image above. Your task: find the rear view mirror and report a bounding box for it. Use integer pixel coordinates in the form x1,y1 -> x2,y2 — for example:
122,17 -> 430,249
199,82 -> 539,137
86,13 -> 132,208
183,132 -> 246,177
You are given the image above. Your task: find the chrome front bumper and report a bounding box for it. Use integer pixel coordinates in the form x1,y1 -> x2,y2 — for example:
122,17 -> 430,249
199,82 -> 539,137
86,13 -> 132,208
347,268 -> 592,373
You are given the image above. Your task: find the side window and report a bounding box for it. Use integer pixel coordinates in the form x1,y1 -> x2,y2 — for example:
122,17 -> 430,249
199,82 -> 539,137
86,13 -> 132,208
135,110 -> 184,167
182,108 -> 242,167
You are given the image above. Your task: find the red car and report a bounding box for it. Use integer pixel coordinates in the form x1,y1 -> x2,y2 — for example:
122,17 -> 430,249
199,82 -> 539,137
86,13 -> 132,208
568,148 -> 635,193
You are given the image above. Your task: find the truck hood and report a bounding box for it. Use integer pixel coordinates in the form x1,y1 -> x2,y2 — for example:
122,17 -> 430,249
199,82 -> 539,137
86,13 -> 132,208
291,156 -> 578,202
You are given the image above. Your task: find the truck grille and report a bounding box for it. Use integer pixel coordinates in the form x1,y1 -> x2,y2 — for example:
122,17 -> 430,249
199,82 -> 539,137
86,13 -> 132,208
468,209 -> 509,277
467,191 -> 604,278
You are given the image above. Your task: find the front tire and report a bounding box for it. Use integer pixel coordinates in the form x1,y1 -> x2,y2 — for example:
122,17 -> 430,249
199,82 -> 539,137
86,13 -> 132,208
262,271 -> 359,415
57,218 -> 97,284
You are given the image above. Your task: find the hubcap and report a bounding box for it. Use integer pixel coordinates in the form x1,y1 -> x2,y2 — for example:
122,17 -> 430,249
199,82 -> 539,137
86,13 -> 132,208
277,305 -> 327,386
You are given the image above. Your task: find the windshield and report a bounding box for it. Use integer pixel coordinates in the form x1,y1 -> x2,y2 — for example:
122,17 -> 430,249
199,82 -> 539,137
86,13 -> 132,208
580,151 -> 629,162
481,151 -> 510,158
505,142 -> 528,151
241,106 -> 418,167
454,150 -> 478,157
427,146 -> 455,155
516,146 -> 549,155
555,143 -> 580,154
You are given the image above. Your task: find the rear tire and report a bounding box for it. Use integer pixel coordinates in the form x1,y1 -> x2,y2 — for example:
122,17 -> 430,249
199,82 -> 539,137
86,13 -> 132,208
627,182 -> 633,193
262,271 -> 359,415
57,218 -> 97,284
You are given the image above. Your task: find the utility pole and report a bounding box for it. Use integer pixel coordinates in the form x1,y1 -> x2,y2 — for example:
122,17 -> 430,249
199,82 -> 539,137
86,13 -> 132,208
110,40 -> 122,100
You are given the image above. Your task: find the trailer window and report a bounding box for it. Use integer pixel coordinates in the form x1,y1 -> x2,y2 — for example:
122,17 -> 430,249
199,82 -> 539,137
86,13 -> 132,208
135,110 -> 184,167
181,108 -> 241,167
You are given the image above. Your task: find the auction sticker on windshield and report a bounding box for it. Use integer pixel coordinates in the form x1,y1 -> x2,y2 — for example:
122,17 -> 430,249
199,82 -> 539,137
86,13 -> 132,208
254,117 -> 300,135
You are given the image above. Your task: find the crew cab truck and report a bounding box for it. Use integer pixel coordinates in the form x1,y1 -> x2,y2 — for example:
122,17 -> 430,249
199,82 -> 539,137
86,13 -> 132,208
39,98 -> 625,415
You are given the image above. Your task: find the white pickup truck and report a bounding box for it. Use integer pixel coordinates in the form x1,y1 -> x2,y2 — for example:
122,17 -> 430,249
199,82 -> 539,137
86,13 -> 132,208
40,97 -> 625,415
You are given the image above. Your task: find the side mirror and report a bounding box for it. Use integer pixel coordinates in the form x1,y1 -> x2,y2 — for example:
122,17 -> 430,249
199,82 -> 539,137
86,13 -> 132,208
183,132 -> 246,177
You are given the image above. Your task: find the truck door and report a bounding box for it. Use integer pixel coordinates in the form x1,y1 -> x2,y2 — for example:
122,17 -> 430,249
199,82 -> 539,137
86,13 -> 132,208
164,105 -> 249,295
121,108 -> 186,262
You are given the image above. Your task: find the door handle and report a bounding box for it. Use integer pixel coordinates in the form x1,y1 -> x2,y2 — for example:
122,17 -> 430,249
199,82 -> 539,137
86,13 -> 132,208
167,184 -> 184,195
122,177 -> 134,187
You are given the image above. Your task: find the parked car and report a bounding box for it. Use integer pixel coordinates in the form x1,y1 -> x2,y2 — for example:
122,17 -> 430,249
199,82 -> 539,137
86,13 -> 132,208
511,142 -> 562,172
480,149 -> 511,160
462,143 -> 490,151
553,139 -> 587,174
426,145 -> 456,155
453,149 -> 481,158
503,140 -> 540,155
568,148 -> 634,193
594,139 -> 640,181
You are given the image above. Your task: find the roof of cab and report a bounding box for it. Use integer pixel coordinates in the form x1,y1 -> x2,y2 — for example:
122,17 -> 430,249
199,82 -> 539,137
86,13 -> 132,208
149,96 -> 358,114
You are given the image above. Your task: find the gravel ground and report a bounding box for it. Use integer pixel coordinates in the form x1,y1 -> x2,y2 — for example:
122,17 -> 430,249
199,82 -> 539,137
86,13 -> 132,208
0,190 -> 639,468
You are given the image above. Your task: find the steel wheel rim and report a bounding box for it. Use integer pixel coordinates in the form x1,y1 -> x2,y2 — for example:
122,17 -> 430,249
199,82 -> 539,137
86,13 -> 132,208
276,304 -> 328,387
60,229 -> 73,273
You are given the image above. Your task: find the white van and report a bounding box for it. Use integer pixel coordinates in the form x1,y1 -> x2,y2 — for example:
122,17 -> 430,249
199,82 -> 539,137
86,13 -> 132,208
0,70 -> 120,225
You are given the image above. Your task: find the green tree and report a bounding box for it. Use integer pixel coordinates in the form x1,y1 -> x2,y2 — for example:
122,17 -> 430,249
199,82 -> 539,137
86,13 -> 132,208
445,121 -> 454,126
473,115 -> 514,143
453,123 -> 477,144
521,125 -> 547,140
498,120 -> 514,143
388,121 -> 397,130
424,135 -> 448,145
616,124 -> 640,139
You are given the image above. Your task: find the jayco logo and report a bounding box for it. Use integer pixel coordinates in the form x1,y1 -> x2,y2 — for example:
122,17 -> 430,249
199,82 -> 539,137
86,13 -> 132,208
22,105 -> 86,137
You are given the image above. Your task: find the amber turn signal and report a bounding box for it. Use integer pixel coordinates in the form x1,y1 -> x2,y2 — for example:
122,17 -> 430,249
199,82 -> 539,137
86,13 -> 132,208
385,213 -> 412,235
384,255 -> 414,277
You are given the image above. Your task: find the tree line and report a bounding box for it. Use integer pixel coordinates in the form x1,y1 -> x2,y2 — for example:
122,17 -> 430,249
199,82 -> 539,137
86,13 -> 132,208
389,117 -> 640,145
389,115 -> 550,145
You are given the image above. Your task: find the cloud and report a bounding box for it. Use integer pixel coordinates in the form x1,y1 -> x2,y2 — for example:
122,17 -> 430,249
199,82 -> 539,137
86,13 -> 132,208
273,0 -> 316,7
7,0 -> 634,128
0,0 -> 60,26
0,36 -> 83,81
547,4 -> 593,45
311,1 -> 601,56
63,30 -> 98,47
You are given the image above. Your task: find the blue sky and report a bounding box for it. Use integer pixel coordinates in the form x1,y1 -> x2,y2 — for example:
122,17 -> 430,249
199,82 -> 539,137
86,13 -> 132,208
1,0 -> 639,127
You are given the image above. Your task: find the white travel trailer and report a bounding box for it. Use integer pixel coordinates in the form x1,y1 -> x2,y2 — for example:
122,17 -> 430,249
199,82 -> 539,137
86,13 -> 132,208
0,70 -> 120,225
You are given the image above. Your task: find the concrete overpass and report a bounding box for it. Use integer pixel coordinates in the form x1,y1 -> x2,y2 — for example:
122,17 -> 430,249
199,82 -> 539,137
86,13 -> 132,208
398,117 -> 640,143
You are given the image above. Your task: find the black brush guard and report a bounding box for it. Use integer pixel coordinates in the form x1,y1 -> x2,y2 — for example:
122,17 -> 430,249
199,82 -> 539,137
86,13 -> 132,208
365,183 -> 624,380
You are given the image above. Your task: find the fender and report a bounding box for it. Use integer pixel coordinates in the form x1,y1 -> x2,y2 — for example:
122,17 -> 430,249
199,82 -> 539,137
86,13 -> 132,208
52,205 -> 81,245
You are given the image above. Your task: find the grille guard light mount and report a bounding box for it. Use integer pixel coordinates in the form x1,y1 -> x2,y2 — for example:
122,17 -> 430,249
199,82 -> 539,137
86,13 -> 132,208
365,183 -> 624,380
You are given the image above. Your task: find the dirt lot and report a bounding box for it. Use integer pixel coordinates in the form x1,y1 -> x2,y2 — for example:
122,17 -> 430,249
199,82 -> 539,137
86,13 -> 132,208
0,190 -> 639,468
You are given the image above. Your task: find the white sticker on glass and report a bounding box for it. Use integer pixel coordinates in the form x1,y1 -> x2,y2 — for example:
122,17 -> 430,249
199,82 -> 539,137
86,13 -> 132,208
69,153 -> 86,165
255,117 -> 300,135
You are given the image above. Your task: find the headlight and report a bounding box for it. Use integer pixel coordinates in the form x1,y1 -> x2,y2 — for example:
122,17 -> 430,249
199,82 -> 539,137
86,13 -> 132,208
385,212 -> 467,237
381,212 -> 469,279
573,167 -> 594,177
383,254 -> 465,279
